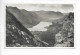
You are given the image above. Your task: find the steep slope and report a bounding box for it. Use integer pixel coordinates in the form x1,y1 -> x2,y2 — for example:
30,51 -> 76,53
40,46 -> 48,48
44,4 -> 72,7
6,7 -> 40,28
39,12 -> 74,47
6,8 -> 49,47
6,9 -> 37,47
54,13 -> 74,47
20,9 -> 41,23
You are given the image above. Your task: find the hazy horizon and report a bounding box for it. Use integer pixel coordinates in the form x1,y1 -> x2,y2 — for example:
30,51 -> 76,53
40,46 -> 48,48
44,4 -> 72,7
7,4 -> 74,13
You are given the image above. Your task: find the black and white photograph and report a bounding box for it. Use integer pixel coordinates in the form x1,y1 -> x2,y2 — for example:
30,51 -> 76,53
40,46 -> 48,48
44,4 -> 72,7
6,4 -> 74,47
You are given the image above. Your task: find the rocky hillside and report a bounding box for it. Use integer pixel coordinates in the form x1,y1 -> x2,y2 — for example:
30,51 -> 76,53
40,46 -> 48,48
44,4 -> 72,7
39,12 -> 74,47
6,7 -> 48,47
54,13 -> 74,47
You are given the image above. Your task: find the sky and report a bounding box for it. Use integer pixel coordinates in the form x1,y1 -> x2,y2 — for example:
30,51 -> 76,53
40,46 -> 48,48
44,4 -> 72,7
7,4 -> 74,13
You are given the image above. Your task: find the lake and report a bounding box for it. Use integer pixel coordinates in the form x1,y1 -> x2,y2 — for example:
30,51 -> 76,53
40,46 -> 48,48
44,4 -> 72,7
28,22 -> 52,31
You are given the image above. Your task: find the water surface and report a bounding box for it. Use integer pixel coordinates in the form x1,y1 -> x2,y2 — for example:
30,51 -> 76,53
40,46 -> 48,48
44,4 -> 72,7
28,22 -> 52,31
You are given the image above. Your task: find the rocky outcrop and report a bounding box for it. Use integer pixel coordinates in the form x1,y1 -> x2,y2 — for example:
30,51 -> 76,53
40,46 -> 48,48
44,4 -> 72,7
39,12 -> 74,47
54,12 -> 74,47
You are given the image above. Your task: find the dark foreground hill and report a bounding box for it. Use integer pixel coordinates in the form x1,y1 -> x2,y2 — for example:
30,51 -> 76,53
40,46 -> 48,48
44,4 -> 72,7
6,7 -> 48,47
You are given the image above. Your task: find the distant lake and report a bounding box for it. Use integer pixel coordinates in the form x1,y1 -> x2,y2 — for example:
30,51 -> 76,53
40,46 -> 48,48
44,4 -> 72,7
28,22 -> 52,31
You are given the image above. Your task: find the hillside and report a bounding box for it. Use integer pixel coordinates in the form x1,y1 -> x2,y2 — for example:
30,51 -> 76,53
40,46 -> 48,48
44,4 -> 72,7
39,12 -> 74,47
6,7 -> 40,28
6,7 -> 48,47
20,9 -> 41,26
31,11 -> 64,21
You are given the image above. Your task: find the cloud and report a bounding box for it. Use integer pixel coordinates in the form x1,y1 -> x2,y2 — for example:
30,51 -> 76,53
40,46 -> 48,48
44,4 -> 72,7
7,4 -> 74,13
61,4 -> 74,12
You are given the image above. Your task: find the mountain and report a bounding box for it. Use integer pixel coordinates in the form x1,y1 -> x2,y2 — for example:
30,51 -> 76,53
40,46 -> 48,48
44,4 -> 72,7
31,11 -> 64,21
6,7 -> 40,28
39,12 -> 74,47
6,6 -> 64,27
6,9 -> 36,47
20,9 -> 41,26
6,7 -> 48,47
